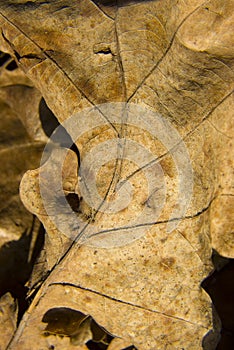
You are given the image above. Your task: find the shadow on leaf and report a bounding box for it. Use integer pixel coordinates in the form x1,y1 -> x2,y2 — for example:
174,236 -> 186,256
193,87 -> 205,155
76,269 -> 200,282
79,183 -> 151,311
42,307 -> 138,349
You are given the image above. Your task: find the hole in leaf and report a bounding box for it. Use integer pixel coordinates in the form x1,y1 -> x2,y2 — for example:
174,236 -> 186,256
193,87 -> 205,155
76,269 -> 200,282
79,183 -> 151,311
39,98 -> 80,166
39,98 -> 60,138
65,193 -> 80,213
42,307 -> 114,348
96,48 -> 112,55
5,59 -> 18,71
0,51 -> 11,66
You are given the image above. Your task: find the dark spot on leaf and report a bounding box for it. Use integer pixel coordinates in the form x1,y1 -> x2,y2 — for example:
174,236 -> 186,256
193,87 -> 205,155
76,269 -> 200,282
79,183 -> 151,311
159,257 -> 175,270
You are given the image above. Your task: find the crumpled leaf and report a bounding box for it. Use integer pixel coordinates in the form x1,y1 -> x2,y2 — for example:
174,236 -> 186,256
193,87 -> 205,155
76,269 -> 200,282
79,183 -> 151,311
0,0 -> 232,349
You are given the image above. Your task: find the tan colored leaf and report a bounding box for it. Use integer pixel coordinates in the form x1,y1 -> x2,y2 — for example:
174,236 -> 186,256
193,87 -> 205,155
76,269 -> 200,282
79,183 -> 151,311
0,1 -> 233,349
0,293 -> 18,349
107,338 -> 136,350
0,99 -> 44,246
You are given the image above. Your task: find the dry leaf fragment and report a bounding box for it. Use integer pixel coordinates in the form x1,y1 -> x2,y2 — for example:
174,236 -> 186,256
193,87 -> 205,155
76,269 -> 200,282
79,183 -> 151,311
0,293 -> 18,349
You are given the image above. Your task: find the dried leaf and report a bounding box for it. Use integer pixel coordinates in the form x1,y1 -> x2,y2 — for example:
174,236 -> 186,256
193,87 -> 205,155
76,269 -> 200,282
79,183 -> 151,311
0,0 -> 233,349
107,338 -> 136,350
0,293 -> 18,349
